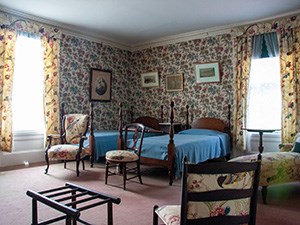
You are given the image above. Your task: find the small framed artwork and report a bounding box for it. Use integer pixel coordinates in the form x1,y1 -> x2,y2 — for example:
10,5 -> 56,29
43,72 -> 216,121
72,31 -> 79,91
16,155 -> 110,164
141,71 -> 159,87
195,62 -> 220,83
166,73 -> 184,92
89,68 -> 112,102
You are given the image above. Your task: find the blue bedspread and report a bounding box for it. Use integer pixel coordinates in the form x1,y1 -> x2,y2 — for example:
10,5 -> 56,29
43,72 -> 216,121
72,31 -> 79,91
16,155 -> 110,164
85,130 -> 119,160
85,129 -> 165,161
140,129 -> 230,178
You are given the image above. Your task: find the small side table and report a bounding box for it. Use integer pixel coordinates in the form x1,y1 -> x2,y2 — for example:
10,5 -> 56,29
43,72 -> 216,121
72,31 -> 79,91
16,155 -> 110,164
26,182 -> 121,225
243,128 -> 280,155
159,122 -> 182,134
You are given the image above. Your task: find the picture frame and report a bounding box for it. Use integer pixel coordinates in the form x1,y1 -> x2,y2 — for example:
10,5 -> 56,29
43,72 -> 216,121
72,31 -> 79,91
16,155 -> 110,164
195,62 -> 220,83
89,68 -> 112,102
141,71 -> 159,87
166,73 -> 184,92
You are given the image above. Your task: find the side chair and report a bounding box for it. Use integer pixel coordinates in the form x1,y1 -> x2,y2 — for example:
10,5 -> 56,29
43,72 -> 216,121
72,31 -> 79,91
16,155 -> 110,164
105,123 -> 146,190
44,113 -> 90,176
153,156 -> 261,225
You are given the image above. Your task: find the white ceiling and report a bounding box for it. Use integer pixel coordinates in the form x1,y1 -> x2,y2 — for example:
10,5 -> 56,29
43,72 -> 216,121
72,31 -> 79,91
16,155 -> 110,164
1,0 -> 300,48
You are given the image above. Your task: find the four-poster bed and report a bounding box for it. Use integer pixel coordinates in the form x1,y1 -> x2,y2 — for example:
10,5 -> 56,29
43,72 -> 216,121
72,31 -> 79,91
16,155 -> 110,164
128,102 -> 231,185
88,101 -> 231,185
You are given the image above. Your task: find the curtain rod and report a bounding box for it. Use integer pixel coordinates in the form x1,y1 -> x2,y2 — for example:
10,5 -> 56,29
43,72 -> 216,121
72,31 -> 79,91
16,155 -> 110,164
0,19 -> 26,29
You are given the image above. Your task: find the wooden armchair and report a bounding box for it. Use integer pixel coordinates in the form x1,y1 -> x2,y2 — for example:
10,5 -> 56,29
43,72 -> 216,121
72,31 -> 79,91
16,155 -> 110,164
44,114 -> 90,176
153,156 -> 261,225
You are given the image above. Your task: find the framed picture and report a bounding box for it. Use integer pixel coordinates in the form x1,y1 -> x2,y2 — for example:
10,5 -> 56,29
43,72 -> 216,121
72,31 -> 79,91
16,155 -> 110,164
195,62 -> 220,83
141,72 -> 159,87
166,73 -> 184,92
89,68 -> 112,102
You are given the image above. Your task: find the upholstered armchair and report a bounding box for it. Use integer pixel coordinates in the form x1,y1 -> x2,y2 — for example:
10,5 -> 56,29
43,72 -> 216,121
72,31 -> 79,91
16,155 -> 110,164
230,133 -> 300,204
44,114 -> 90,176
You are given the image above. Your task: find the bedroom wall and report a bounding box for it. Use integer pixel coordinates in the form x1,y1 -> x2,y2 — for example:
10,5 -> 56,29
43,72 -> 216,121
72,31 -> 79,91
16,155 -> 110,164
130,34 -> 234,127
60,34 -> 133,130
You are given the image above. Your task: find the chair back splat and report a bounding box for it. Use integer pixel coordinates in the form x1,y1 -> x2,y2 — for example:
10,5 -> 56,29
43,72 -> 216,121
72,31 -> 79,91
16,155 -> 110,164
153,155 -> 261,225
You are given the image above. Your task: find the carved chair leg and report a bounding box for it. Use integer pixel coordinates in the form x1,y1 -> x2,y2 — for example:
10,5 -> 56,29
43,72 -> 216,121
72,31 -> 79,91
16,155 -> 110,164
262,186 -> 268,204
64,161 -> 67,169
82,159 -> 85,170
90,156 -> 94,168
137,162 -> 143,184
76,160 -> 80,176
123,164 -> 127,190
105,162 -> 109,184
45,152 -> 49,174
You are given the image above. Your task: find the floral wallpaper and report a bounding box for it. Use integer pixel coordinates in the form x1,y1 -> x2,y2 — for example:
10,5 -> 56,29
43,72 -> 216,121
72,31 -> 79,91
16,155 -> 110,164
130,34 -> 234,127
59,34 -> 132,130
60,33 -> 234,131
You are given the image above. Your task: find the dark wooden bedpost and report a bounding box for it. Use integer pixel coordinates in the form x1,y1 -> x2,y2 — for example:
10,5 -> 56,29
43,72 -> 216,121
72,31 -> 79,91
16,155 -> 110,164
160,105 -> 164,122
228,104 -> 231,132
118,103 -> 124,150
89,102 -> 95,167
60,102 -> 66,143
167,101 -> 175,185
227,104 -> 232,147
130,106 -> 134,122
185,105 -> 189,129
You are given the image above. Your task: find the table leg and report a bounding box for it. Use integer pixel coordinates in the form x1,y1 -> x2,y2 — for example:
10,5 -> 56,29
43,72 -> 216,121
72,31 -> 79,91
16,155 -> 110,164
258,131 -> 264,154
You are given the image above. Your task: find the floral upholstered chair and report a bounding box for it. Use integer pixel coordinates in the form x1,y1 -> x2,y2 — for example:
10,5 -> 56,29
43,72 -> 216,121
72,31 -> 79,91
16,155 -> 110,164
105,123 -> 145,190
45,114 -> 90,176
230,133 -> 300,204
153,157 -> 261,225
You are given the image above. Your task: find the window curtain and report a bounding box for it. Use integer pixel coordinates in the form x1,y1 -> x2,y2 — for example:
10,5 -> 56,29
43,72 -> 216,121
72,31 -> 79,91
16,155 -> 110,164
252,32 -> 279,59
0,29 -> 17,152
279,27 -> 300,143
232,15 -> 300,151
42,36 -> 61,138
0,14 -> 61,152
233,35 -> 253,150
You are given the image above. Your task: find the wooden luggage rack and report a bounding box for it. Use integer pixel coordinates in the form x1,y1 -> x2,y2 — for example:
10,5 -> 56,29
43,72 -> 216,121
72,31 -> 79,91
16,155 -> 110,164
26,182 -> 121,225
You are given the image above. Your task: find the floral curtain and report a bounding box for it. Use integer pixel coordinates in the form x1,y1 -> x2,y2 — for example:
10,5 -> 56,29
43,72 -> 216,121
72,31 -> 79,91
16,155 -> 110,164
279,27 -> 300,143
42,36 -> 61,138
0,29 -> 17,152
232,35 -> 252,150
0,13 -> 61,151
232,15 -> 300,150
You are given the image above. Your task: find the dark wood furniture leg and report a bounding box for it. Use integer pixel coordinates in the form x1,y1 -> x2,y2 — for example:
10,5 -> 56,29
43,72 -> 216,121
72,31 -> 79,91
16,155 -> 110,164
262,186 -> 268,204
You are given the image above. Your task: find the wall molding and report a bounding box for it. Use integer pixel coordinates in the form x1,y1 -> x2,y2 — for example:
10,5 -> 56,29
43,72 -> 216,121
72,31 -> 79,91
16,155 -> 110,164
1,6 -> 300,52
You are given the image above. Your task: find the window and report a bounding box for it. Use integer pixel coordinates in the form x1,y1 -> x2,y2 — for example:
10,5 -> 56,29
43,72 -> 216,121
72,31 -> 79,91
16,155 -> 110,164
246,56 -> 281,129
246,32 -> 281,152
12,34 -> 45,151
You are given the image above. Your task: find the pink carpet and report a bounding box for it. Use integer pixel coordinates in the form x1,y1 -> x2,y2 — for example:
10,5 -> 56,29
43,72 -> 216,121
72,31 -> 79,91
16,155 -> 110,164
0,161 -> 299,225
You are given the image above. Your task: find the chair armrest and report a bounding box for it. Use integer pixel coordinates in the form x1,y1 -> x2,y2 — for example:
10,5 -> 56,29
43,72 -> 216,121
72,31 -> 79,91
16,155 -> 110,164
46,134 -> 62,149
278,143 -> 293,152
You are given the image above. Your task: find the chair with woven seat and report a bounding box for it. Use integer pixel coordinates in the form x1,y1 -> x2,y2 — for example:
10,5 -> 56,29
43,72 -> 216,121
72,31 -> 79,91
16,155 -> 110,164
105,123 -> 145,190
45,114 -> 90,176
153,156 -> 261,225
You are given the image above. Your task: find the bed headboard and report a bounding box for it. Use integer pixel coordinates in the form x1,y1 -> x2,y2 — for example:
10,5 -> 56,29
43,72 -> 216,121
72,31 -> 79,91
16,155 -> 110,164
191,118 -> 226,132
134,116 -> 160,130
